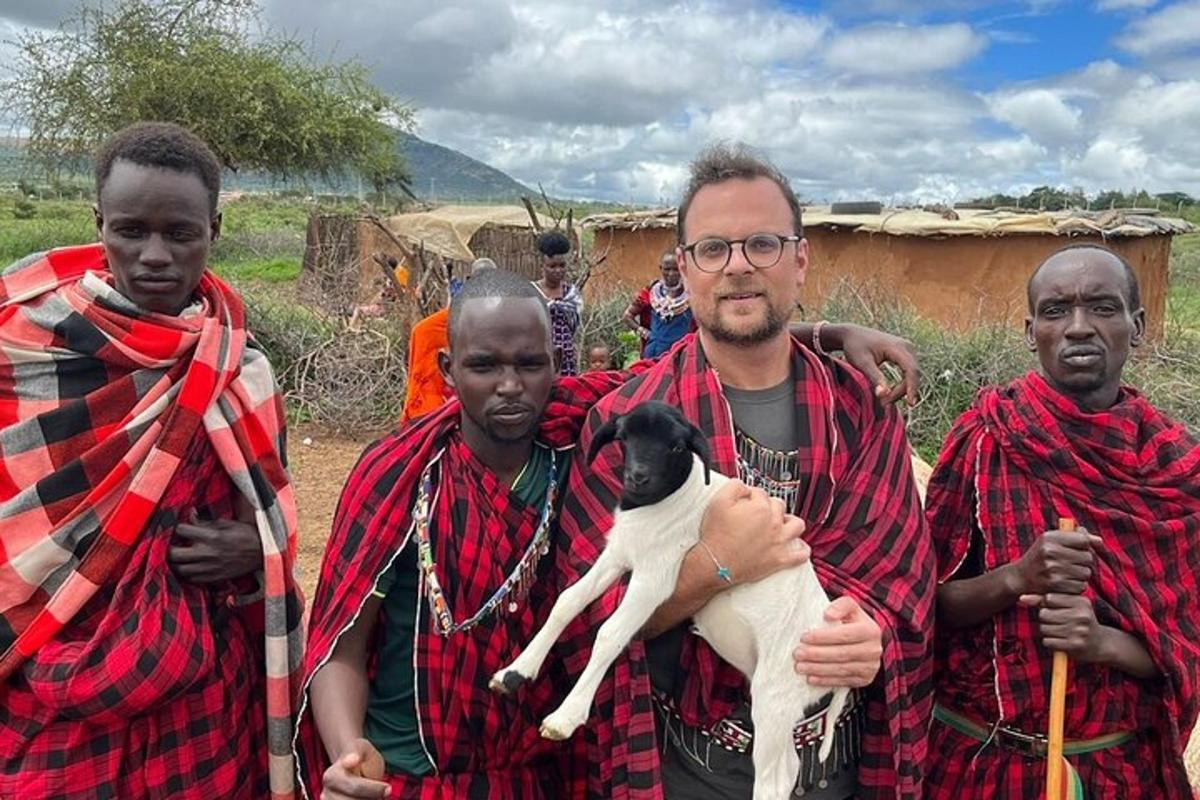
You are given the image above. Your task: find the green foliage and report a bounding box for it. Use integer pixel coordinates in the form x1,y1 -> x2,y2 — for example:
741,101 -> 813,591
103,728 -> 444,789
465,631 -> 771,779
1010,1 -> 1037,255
213,257 -> 301,284
3,0 -> 412,192
12,197 -> 37,220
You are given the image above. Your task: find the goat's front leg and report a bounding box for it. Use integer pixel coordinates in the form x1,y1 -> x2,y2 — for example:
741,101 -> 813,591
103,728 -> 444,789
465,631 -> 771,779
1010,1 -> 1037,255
490,547 -> 626,695
540,574 -> 672,740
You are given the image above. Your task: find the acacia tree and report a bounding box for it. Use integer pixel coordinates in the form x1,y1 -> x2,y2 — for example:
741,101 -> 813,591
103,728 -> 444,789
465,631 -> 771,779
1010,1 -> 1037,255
2,0 -> 412,192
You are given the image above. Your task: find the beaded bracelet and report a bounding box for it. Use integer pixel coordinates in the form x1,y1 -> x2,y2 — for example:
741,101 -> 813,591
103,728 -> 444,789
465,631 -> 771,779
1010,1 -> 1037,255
811,319 -> 829,356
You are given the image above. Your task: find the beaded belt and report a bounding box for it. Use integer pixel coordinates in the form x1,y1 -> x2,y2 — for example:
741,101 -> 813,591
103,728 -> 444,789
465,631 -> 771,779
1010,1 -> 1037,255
653,689 -> 863,787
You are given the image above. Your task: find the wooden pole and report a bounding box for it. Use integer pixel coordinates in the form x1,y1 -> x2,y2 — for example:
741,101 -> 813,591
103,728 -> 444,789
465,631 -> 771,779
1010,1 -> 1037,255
1046,516 -> 1075,800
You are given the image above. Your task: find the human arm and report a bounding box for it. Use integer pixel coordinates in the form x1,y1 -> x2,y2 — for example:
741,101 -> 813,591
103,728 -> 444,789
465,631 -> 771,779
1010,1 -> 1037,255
623,291 -> 651,339
937,528 -> 1101,629
792,596 -> 884,688
1026,594 -> 1159,679
169,493 -> 263,583
309,593 -> 392,798
789,321 -> 920,405
641,480 -> 811,638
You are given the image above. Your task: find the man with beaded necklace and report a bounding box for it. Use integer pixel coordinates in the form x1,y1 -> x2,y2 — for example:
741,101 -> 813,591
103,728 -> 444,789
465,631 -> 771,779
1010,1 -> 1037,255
296,267 -> 921,799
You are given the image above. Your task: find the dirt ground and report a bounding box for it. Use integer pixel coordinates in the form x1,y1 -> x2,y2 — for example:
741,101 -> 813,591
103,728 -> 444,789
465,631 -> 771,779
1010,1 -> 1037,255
288,422 -> 377,600
284,425 -> 1200,788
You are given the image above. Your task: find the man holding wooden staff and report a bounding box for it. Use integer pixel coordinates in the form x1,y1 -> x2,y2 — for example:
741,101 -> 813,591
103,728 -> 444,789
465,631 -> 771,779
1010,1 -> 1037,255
923,243 -> 1200,798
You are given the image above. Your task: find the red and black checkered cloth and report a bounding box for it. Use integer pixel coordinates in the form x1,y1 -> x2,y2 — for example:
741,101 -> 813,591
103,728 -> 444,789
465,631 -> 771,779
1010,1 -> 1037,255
0,244 -> 304,799
925,371 -> 1200,799
296,370 -> 662,799
557,334 -> 936,800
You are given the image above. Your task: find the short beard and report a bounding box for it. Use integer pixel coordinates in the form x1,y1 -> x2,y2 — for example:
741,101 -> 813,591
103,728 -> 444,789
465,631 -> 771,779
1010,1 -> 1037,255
704,304 -> 787,345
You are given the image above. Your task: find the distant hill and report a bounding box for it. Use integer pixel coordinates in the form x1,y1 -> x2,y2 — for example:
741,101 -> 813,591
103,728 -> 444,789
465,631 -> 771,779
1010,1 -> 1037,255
0,132 -> 536,203
398,131 -> 534,202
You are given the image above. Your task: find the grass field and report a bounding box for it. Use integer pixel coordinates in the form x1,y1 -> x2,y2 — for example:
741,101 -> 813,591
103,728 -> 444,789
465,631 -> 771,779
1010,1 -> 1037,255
0,194 -> 354,286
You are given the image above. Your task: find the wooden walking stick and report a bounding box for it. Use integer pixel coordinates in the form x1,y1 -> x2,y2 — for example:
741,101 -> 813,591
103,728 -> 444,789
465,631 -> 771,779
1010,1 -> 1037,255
1045,516 -> 1076,800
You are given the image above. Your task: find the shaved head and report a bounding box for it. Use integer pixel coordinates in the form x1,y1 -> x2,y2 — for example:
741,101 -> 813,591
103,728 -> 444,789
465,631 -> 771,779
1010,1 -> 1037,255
1028,244 -> 1141,314
448,268 -> 550,347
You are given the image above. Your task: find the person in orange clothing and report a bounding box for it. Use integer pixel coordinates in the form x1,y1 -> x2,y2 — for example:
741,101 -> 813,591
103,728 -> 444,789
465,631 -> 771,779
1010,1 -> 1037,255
401,258 -> 497,424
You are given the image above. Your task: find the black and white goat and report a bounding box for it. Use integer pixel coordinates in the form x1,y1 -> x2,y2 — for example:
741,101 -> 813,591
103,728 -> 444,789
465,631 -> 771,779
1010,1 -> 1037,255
490,401 -> 849,800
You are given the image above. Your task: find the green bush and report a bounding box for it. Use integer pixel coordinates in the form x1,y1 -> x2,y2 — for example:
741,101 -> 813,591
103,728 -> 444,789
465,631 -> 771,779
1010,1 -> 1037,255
12,197 -> 37,220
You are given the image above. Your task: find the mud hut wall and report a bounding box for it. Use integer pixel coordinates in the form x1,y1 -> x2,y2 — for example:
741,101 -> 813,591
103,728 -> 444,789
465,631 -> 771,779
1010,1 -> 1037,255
468,225 -> 544,281
584,227 -> 678,301
800,230 -> 1169,339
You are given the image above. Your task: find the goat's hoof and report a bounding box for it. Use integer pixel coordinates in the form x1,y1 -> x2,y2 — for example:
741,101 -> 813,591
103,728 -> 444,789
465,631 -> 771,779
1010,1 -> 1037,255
489,669 -> 528,695
539,712 -> 581,740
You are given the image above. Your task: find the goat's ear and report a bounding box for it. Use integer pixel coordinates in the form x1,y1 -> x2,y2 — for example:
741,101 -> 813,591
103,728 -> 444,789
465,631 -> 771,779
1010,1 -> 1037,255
587,417 -> 621,463
686,427 -> 712,485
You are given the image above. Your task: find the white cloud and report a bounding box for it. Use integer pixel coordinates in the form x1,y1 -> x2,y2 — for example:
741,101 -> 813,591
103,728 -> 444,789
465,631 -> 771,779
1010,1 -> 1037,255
4,0 -> 1200,202
1096,0 -> 1157,10
1117,0 -> 1200,55
988,88 -> 1083,144
824,23 -> 987,75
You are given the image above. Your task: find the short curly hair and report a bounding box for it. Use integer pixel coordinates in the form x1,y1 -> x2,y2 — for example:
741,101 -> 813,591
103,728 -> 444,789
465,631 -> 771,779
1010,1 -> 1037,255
95,122 -> 222,214
536,229 -> 572,257
676,142 -> 803,243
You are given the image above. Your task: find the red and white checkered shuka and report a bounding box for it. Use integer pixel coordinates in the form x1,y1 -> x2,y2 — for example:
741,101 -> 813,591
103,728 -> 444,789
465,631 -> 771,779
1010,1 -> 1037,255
0,244 -> 304,799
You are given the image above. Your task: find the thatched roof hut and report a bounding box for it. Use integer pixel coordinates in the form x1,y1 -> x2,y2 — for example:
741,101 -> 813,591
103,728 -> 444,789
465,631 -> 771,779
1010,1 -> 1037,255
582,206 -> 1193,339
301,205 -> 565,315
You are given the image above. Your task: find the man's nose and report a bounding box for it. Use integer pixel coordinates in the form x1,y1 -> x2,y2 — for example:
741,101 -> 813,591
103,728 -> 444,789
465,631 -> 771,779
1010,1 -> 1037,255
139,234 -> 171,266
723,242 -> 755,277
496,368 -> 523,395
1065,306 -> 1094,337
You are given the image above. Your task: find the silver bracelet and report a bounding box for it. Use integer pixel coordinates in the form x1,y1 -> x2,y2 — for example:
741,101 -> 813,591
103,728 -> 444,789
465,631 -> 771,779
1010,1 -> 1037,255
697,540 -> 733,584
811,319 -> 829,356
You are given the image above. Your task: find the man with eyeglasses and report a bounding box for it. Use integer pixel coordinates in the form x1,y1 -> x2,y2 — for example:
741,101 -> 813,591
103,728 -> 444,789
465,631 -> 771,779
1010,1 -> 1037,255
559,143 -> 935,799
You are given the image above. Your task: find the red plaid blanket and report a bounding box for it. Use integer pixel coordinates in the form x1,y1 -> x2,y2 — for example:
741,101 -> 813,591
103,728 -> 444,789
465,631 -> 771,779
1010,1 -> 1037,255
296,370 -> 661,799
925,371 -> 1200,799
557,334 -> 936,800
0,244 -> 304,798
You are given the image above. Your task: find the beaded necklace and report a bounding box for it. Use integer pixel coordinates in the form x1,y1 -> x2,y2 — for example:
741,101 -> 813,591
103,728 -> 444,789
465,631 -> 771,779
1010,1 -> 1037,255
413,446 -> 559,636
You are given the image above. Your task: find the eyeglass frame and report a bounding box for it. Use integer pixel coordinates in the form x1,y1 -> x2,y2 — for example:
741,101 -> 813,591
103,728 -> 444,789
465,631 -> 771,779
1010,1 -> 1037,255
679,233 -> 804,273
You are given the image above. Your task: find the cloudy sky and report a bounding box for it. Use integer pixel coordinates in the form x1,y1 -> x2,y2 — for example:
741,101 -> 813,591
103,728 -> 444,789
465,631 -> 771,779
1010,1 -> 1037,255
3,0 -> 1199,204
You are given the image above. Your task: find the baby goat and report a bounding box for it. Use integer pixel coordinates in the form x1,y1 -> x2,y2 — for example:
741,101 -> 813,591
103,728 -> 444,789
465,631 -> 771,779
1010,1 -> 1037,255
490,401 -> 849,800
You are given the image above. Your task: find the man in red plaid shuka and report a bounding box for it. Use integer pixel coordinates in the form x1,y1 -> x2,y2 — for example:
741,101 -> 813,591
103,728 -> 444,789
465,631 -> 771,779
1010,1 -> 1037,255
558,144 -> 936,800
0,123 -> 304,799
297,265 -> 924,799
296,269 -> 663,800
926,245 -> 1200,799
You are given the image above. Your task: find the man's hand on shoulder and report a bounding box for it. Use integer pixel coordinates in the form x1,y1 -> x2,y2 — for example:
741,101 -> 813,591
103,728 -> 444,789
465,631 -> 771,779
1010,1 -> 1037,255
824,323 -> 921,406
793,596 -> 883,688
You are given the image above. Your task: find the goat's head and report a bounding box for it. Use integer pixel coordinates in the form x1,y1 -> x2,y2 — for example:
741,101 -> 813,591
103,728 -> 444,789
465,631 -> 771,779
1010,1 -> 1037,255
586,401 -> 712,508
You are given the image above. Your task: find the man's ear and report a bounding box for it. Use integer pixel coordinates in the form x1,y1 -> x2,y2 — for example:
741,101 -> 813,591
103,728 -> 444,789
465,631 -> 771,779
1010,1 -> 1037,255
93,205 -> 103,238
1131,307 -> 1146,348
794,236 -> 810,289
210,210 -> 223,243
676,244 -> 690,290
1024,317 -> 1036,352
438,349 -> 455,389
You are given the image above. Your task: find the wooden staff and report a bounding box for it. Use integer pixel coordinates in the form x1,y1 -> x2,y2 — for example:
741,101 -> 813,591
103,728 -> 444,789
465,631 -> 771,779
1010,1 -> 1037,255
1046,515 -> 1075,800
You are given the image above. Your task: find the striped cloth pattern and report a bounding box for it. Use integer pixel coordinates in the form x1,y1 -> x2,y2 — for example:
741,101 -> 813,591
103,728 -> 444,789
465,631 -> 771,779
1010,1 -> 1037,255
0,243 -> 304,798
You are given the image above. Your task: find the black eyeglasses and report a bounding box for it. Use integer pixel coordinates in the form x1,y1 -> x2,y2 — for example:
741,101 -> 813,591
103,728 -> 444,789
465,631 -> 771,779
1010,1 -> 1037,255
681,233 -> 802,273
